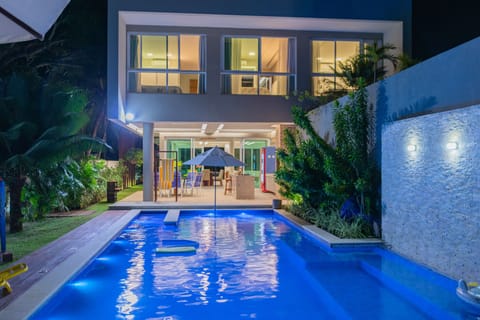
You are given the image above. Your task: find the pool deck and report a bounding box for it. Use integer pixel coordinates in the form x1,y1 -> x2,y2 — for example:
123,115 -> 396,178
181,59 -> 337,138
109,185 -> 278,209
0,189 -> 382,319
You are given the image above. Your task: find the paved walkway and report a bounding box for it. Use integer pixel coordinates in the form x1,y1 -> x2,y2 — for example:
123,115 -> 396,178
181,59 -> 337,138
0,210 -> 133,315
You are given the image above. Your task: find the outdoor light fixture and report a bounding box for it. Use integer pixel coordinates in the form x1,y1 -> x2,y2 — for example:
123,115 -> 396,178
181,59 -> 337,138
125,112 -> 135,121
407,144 -> 417,152
214,123 -> 224,135
446,142 -> 458,150
201,123 -> 207,134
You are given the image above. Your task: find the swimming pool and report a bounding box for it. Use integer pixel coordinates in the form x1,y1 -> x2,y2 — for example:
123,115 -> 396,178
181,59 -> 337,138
29,210 -> 474,319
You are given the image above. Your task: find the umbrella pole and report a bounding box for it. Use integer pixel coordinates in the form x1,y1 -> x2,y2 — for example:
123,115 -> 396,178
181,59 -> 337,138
214,172 -> 217,215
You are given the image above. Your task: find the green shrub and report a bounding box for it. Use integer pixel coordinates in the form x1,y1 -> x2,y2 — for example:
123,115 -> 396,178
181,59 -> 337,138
21,158 -> 114,220
99,160 -> 126,188
308,206 -> 372,239
276,84 -> 379,238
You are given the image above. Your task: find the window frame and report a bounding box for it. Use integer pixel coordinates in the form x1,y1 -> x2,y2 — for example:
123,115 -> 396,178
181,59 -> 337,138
221,35 -> 297,96
310,38 -> 379,96
127,32 -> 207,94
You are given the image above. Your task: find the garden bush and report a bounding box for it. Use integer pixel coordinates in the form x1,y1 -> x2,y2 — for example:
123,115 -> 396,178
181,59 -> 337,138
21,158 -> 126,221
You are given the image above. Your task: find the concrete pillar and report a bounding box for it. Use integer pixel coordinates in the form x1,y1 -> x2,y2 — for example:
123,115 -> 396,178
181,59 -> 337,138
143,122 -> 154,201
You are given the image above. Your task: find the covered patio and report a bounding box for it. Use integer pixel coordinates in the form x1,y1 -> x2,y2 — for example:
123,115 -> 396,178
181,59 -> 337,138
110,185 -> 279,210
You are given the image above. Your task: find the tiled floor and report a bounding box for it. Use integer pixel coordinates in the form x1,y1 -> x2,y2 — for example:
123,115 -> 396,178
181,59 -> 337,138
110,185 -> 278,209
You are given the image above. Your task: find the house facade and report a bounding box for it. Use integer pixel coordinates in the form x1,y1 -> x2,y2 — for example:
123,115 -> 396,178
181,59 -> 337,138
107,0 -> 411,200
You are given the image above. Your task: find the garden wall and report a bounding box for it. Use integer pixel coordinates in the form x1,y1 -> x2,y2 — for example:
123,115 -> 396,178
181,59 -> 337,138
382,105 -> 479,280
309,36 -> 480,280
310,36 -> 480,162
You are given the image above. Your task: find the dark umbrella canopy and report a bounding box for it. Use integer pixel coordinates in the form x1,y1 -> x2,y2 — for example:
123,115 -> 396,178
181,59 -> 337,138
184,146 -> 244,167
184,146 -> 244,212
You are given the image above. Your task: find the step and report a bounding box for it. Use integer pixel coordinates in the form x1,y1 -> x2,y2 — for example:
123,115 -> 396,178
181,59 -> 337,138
164,209 -> 180,225
358,253 -> 459,320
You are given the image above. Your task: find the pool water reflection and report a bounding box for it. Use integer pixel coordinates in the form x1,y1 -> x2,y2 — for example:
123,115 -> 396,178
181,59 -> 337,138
30,210 -> 474,319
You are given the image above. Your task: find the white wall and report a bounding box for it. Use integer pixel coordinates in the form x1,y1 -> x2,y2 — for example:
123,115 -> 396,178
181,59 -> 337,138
382,104 -> 480,280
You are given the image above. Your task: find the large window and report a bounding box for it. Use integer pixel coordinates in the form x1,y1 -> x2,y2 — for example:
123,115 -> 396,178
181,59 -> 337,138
222,36 -> 296,95
311,40 -> 360,95
234,139 -> 268,187
166,139 -> 192,175
128,34 -> 206,94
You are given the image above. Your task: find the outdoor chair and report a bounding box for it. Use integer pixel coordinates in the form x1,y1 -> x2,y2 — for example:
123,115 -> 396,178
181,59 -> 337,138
192,172 -> 203,195
170,171 -> 182,196
182,172 -> 196,196
202,169 -> 211,186
214,169 -> 224,186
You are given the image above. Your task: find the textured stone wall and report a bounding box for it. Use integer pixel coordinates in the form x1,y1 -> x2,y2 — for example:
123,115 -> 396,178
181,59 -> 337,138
382,104 -> 480,280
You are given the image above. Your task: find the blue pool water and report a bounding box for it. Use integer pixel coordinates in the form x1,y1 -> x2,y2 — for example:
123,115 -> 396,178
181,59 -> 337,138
30,210 -> 476,319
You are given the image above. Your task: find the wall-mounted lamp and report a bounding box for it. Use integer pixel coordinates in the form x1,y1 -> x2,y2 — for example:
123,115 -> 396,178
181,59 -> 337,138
125,112 -> 135,121
407,144 -> 417,152
446,142 -> 458,150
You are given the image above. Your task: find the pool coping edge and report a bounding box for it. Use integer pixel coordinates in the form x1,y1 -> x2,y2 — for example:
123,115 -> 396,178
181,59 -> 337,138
274,209 -> 383,248
0,209 -> 141,320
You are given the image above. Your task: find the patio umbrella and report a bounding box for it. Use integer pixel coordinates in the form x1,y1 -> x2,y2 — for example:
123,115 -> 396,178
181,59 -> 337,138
0,0 -> 70,44
184,146 -> 244,212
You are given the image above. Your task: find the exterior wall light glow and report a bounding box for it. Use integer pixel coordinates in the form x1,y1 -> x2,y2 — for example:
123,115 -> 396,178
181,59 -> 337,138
125,112 -> 135,121
407,144 -> 417,152
446,142 -> 458,150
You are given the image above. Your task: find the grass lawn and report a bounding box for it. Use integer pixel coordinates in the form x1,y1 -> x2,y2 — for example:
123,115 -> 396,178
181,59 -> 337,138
4,184 -> 143,263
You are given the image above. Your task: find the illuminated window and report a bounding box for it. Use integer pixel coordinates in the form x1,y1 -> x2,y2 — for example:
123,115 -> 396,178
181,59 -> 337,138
128,34 -> 206,94
222,36 -> 296,95
311,40 -> 360,95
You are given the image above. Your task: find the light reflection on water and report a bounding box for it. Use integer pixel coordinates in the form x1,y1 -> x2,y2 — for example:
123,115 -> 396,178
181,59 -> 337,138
148,216 -> 279,309
116,226 -> 146,318
30,211 -> 470,320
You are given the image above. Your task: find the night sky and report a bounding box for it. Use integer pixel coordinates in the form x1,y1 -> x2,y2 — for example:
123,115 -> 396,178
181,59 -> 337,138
412,0 -> 480,60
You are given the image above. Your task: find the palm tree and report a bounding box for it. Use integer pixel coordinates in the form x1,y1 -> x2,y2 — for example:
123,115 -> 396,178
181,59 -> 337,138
397,52 -> 420,71
335,42 -> 398,89
336,55 -> 381,89
364,42 -> 398,83
0,73 -> 107,232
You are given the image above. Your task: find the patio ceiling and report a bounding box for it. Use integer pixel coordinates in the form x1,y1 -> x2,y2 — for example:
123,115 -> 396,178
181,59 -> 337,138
125,121 -> 292,139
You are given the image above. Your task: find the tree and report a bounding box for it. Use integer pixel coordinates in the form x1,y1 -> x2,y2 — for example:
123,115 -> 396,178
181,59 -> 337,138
329,80 -> 379,216
0,0 -> 109,157
364,42 -> 397,83
0,73 -> 107,232
336,42 -> 398,89
275,126 -> 328,209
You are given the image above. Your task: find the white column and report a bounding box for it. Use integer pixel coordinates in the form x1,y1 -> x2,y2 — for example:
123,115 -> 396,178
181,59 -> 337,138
143,122 -> 154,201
